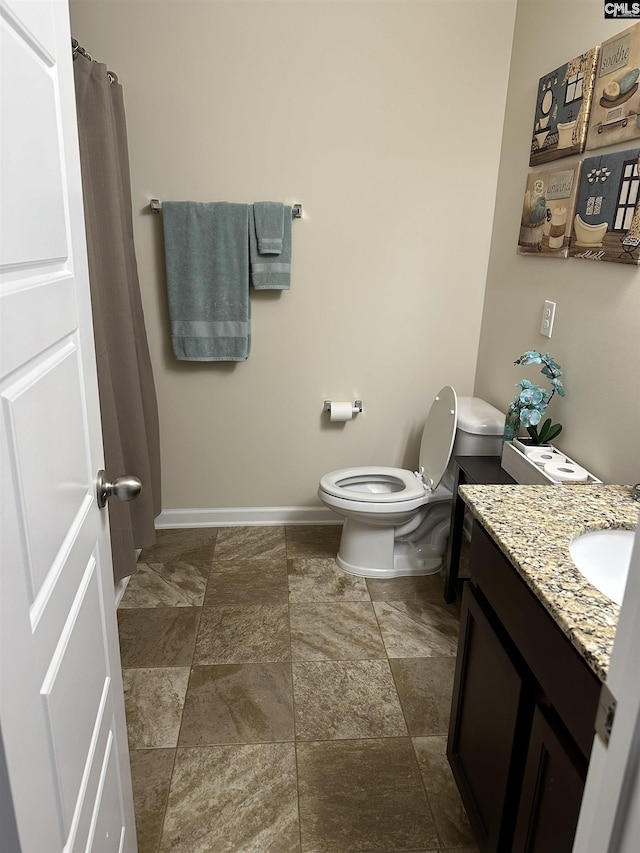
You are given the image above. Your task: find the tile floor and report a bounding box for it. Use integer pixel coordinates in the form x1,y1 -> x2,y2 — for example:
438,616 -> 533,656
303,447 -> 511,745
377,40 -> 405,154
118,525 -> 477,853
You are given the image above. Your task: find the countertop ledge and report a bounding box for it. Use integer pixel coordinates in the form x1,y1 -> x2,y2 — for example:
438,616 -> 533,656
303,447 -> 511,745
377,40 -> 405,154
458,484 -> 639,682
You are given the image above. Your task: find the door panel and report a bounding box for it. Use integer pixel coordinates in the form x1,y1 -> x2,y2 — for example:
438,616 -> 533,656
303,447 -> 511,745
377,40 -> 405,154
4,341 -> 88,594
0,276 -> 78,376
3,0 -> 56,54
42,558 -> 108,832
70,690 -> 124,853
87,731 -> 127,853
31,495 -> 93,647
0,11 -> 67,266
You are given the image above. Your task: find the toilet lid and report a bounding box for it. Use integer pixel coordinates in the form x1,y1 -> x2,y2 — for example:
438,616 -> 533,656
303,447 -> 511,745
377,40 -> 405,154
417,386 -> 458,489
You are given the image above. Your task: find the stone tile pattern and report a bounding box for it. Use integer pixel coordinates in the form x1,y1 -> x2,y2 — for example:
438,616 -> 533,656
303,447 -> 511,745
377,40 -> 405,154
459,484 -> 640,681
119,525 -> 477,853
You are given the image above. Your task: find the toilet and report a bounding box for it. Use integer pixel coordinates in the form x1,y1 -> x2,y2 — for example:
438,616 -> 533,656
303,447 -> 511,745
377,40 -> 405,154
318,387 -> 505,578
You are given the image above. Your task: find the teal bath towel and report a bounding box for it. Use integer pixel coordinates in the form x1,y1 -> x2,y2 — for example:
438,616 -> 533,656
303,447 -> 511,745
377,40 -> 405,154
250,204 -> 292,290
253,201 -> 284,254
162,202 -> 251,360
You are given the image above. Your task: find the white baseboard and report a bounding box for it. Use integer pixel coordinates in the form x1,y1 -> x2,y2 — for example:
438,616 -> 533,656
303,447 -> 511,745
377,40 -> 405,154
113,548 -> 142,607
155,505 -> 342,529
114,574 -> 131,607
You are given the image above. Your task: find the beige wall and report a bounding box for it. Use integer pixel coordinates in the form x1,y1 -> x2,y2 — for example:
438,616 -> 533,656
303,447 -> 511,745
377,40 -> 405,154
474,0 -> 640,484
69,0 -> 516,511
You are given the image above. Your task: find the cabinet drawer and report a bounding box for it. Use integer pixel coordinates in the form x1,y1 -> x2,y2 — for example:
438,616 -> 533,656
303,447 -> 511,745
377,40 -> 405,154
469,522 -> 600,759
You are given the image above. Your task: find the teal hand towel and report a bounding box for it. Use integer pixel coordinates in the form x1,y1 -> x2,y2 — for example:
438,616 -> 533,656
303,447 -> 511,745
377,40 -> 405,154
253,201 -> 284,254
162,201 -> 251,361
250,204 -> 292,290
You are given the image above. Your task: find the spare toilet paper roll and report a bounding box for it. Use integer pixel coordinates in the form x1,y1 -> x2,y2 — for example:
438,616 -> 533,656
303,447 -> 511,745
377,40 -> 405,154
543,459 -> 590,483
329,401 -> 354,422
525,448 -> 566,467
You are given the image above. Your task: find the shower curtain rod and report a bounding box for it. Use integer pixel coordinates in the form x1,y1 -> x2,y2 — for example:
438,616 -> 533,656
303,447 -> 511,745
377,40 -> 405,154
71,38 -> 91,61
149,199 -> 303,219
71,38 -> 118,83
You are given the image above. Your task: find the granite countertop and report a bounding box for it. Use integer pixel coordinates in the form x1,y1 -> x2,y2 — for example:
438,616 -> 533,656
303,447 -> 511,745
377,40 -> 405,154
458,484 -> 639,682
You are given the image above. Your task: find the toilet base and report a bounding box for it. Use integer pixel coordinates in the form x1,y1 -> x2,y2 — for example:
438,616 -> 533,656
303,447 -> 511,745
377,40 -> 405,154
335,519 -> 444,578
336,550 -> 443,578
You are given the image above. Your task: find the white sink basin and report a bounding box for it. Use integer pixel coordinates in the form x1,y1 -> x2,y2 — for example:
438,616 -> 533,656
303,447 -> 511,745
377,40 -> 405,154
569,529 -> 634,605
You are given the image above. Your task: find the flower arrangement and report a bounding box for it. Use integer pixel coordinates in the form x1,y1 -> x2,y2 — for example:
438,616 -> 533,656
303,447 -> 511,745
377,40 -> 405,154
503,350 -> 565,444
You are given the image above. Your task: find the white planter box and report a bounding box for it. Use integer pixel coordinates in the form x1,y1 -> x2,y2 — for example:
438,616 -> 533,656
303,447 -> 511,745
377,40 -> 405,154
500,440 -> 602,485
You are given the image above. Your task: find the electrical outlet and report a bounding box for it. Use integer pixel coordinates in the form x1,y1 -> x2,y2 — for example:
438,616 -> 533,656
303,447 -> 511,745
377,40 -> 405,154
540,300 -> 556,338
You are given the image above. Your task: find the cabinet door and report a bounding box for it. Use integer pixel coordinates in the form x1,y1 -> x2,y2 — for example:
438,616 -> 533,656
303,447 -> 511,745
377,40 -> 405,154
512,705 -> 586,853
448,583 -> 529,851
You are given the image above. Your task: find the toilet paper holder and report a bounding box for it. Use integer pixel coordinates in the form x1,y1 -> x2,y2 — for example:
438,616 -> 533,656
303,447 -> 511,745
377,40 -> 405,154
323,400 -> 363,415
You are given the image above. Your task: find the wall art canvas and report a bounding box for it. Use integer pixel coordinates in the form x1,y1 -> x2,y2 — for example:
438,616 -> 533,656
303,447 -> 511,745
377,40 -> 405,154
529,48 -> 599,166
568,148 -> 640,264
518,164 -> 581,257
586,23 -> 640,150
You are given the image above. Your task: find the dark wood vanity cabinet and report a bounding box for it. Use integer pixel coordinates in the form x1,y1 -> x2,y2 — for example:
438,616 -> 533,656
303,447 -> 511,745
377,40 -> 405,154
447,521 -> 602,853
512,704 -> 587,852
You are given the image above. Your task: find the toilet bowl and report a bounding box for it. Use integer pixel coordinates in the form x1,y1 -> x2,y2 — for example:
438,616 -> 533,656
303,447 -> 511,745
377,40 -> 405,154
318,388 -> 506,578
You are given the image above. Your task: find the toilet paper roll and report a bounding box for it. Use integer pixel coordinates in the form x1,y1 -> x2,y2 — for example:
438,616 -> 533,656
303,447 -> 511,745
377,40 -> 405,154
329,401 -> 354,422
543,460 -> 590,483
525,448 -> 566,467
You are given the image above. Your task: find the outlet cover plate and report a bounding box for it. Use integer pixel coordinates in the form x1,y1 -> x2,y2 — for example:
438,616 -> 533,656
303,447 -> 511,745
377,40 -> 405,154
540,300 -> 556,337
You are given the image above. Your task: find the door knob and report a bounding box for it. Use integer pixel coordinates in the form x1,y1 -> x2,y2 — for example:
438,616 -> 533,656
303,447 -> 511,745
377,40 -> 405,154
96,469 -> 142,509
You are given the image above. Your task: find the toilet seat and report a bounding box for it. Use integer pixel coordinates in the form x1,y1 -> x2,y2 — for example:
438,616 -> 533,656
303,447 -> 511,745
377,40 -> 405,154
319,385 -> 458,507
319,466 -> 427,503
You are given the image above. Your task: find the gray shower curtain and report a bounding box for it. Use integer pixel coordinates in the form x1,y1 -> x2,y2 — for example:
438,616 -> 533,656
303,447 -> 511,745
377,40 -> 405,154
73,51 -> 161,582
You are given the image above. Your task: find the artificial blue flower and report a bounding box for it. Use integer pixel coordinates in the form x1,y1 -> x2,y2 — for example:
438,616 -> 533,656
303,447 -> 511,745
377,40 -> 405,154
541,364 -> 562,379
519,386 -> 544,405
520,407 -> 542,426
515,351 -> 543,366
508,351 -> 565,439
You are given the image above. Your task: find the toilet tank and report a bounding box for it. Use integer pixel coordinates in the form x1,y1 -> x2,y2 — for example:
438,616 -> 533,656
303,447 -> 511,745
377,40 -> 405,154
452,397 -> 505,457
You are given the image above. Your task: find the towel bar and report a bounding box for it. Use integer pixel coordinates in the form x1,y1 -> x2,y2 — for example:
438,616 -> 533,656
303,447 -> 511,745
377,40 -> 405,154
149,199 -> 303,218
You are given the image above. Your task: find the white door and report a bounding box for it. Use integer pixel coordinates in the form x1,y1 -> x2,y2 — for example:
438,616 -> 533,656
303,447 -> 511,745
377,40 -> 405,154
0,1 -> 136,850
